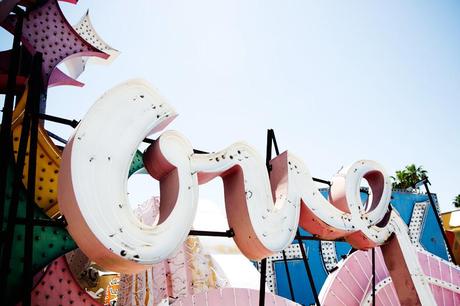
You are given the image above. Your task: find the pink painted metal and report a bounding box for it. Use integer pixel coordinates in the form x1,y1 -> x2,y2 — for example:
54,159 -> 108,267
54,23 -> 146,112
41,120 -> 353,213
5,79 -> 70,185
166,244 -> 194,298
320,248 -> 400,306
328,169 -> 389,249
21,255 -> 100,306
133,196 -> 160,227
173,288 -> 300,306
48,67 -> 84,87
118,261 -> 170,306
143,143 -> 284,260
322,244 -> 460,306
117,249 -> 192,305
3,0 -> 108,86
117,197 -> 195,305
117,195 -> 235,305
417,251 -> 460,306
380,236 -> 421,305
63,10 -> 119,79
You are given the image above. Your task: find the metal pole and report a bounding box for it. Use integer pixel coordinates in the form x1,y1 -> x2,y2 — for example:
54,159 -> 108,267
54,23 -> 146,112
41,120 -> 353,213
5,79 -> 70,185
45,130 -> 68,144
282,250 -> 296,301
423,180 -> 457,264
258,129 -> 283,305
188,229 -> 234,237
37,113 -> 79,128
259,129 -> 277,306
0,51 -> 34,306
268,129 -> 322,305
0,7 -> 24,230
296,230 -> 321,306
14,217 -> 66,228
259,258 -> 267,306
23,52 -> 43,306
312,177 -> 331,186
268,129 -> 280,156
372,247 -> 376,306
268,130 -> 297,302
0,97 -> 31,301
265,129 -> 273,167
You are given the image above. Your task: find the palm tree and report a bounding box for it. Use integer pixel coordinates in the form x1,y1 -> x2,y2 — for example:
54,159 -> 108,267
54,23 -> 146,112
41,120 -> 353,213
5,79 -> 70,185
454,195 -> 460,208
392,164 -> 427,190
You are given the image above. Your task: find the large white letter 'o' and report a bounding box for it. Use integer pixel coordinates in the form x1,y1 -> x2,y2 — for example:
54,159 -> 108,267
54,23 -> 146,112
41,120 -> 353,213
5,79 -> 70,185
58,80 -> 198,273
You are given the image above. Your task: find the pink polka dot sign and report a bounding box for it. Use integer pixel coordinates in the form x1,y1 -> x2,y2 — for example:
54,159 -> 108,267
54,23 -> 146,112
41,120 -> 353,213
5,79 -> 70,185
22,256 -> 99,306
3,0 -> 108,87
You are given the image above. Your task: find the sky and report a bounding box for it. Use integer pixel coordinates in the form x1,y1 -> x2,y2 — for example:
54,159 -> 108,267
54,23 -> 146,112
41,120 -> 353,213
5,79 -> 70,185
2,0 -> 460,213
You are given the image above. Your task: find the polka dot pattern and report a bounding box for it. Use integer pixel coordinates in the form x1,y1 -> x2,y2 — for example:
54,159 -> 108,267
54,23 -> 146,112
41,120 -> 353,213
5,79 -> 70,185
25,256 -> 100,306
74,11 -> 116,53
64,10 -> 119,80
5,0 -> 108,86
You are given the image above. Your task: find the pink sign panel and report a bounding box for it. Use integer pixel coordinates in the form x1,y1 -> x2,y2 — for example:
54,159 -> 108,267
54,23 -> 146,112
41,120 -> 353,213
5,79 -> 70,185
21,256 -> 100,306
3,0 -> 107,86
174,288 -> 300,306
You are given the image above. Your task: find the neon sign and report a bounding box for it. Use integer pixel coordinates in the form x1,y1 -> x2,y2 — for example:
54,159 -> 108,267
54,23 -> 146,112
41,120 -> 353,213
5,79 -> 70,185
58,80 -> 456,305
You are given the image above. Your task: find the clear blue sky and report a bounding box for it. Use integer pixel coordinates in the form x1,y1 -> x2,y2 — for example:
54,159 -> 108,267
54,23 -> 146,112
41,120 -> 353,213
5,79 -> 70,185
2,0 -> 460,212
